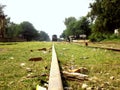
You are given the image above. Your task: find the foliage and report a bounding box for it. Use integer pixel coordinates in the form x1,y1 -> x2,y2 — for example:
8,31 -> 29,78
63,17 -> 77,37
61,16 -> 91,39
20,21 -> 39,41
0,4 -> 6,15
74,17 -> 91,38
64,17 -> 76,27
38,31 -> 50,41
88,0 -> 120,41
0,4 -> 7,38
109,34 -> 120,40
89,32 -> 107,42
5,21 -> 50,41
60,30 -> 67,39
6,23 -> 21,38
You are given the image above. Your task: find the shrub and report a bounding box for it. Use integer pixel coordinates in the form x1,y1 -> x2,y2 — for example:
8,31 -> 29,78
109,34 -> 120,39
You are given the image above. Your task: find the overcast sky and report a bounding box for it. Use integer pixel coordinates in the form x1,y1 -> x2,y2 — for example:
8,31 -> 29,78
1,0 -> 93,38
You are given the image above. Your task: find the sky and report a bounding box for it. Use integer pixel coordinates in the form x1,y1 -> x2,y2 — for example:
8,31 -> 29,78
1,0 -> 93,39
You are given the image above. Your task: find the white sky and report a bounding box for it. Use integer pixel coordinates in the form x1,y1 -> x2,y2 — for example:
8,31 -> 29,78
1,0 -> 93,39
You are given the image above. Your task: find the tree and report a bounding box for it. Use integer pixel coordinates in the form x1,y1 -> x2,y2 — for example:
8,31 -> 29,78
62,17 -> 77,37
60,30 -> 67,39
5,21 -> 50,41
74,16 -> 91,38
20,21 -> 38,41
88,0 -> 120,41
61,16 -> 91,39
38,31 -> 50,41
0,4 -> 6,15
64,17 -> 76,27
0,4 -> 6,38
6,22 -> 21,38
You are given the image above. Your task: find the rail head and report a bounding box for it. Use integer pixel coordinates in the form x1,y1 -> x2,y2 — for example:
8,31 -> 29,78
48,44 -> 63,90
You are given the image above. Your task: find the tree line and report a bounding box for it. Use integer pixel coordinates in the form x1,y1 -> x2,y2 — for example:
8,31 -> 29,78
60,16 -> 91,40
6,21 -> 50,41
61,0 -> 120,41
0,4 -> 50,41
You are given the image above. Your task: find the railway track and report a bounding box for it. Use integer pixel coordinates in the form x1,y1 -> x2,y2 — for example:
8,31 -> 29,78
37,44 -> 63,90
73,41 -> 120,52
37,42 -> 120,90
48,44 -> 63,90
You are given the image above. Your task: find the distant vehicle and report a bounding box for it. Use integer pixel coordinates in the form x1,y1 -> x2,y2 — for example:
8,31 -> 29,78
52,34 -> 57,41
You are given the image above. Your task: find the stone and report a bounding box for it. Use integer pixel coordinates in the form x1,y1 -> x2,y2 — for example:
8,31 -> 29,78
82,83 -> 88,89
26,67 -> 32,72
20,63 -> 26,67
110,76 -> 115,80
36,85 -> 46,90
10,57 -> 14,60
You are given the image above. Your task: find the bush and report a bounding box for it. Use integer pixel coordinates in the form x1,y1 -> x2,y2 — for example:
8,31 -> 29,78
89,33 -> 106,42
109,34 -> 120,39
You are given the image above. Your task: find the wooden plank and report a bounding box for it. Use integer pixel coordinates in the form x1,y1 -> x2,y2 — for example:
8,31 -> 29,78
48,44 -> 63,90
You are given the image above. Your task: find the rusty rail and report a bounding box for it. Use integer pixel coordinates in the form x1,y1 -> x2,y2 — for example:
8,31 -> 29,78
48,44 -> 63,90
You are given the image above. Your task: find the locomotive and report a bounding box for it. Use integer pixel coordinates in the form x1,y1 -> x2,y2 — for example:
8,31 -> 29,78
52,34 -> 57,41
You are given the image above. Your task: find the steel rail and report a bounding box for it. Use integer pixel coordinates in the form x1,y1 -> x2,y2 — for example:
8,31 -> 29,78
48,44 -> 63,90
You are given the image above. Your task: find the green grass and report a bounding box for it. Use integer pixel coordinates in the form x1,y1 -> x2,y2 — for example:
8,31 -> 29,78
0,41 -> 120,90
55,42 -> 120,90
0,42 -> 52,90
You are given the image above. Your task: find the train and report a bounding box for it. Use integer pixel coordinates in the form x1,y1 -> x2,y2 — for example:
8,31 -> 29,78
52,34 -> 57,41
